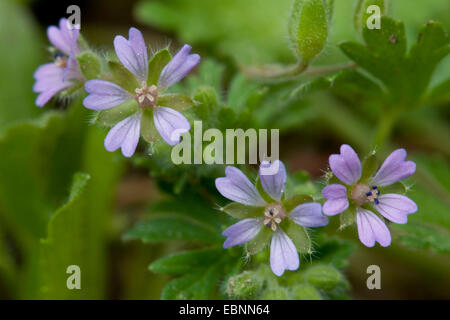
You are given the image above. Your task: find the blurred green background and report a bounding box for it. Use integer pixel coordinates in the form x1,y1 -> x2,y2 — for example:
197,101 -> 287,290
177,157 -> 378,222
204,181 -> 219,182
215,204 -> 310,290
0,0 -> 449,299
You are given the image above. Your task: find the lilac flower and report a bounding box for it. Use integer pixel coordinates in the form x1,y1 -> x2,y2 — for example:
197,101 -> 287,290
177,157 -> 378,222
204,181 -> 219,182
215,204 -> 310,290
33,18 -> 83,107
83,27 -> 200,157
322,145 -> 417,247
216,161 -> 328,276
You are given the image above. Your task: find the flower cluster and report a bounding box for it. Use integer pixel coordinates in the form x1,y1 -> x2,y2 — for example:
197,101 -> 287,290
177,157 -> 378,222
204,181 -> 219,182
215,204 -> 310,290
33,18 -> 419,279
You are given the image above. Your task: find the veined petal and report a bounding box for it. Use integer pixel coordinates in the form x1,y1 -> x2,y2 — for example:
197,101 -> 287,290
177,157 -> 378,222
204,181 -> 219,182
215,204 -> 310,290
356,208 -> 391,247
35,82 -> 71,107
375,194 -> 417,224
83,80 -> 132,110
153,106 -> 190,146
322,184 -> 349,216
215,166 -> 266,207
47,18 -> 79,56
289,203 -> 328,227
104,113 -> 141,158
222,218 -> 263,248
270,229 -> 299,277
372,149 -> 416,187
63,55 -> 83,82
158,44 -> 200,89
258,160 -> 286,202
113,27 -> 148,82
329,144 -> 362,185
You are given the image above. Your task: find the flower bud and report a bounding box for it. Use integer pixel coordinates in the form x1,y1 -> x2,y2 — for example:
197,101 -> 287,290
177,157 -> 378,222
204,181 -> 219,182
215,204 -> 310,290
291,284 -> 322,300
288,0 -> 329,63
226,271 -> 263,299
304,265 -> 343,290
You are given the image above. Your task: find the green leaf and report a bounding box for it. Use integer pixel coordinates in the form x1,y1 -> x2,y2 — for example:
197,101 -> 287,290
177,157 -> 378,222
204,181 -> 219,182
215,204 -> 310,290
282,195 -> 314,213
93,100 -> 138,127
76,52 -> 101,80
150,248 -> 223,275
354,0 -> 388,34
157,93 -> 194,110
147,48 -> 171,85
123,216 -> 222,244
221,202 -> 264,219
161,266 -> 223,300
394,224 -> 450,254
108,61 -> 140,93
0,0 -> 42,131
289,0 -> 328,62
340,17 -> 449,107
282,219 -> 311,254
246,226 -> 272,255
39,173 -> 90,298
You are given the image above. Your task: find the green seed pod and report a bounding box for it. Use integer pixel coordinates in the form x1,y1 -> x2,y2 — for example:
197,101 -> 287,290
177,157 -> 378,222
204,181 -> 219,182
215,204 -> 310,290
354,0 -> 388,34
291,284 -> 322,300
288,0 -> 329,63
304,265 -> 343,290
226,271 -> 264,299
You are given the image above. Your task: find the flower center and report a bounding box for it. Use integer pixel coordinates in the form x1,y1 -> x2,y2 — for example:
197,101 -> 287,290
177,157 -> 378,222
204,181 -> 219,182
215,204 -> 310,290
350,184 -> 380,206
54,52 -> 67,68
264,204 -> 286,231
135,81 -> 158,108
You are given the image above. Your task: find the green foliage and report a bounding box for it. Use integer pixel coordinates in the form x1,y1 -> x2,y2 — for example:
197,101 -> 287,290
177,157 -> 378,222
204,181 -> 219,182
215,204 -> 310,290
354,0 -> 388,34
0,0 -> 42,132
340,17 -> 449,108
392,154 -> 450,253
135,0 -> 295,64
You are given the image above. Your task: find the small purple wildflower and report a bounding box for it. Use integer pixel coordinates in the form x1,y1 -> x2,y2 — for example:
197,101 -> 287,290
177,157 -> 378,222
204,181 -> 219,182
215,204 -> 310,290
322,145 -> 417,247
83,27 -> 200,157
33,18 -> 83,107
216,160 -> 328,277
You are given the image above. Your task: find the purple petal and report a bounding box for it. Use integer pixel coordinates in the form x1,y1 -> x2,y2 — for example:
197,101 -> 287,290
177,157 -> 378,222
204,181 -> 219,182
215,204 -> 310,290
222,218 -> 263,248
153,106 -> 190,146
113,27 -> 148,82
104,113 -> 141,157
215,166 -> 266,207
372,149 -> 416,187
63,55 -> 83,82
35,83 -> 71,107
289,203 -> 328,227
270,229 -> 299,276
47,18 -> 79,56
83,80 -> 132,110
258,160 -> 286,202
158,44 -> 200,89
356,208 -> 391,247
375,194 -> 417,224
322,184 -> 349,216
329,144 -> 362,185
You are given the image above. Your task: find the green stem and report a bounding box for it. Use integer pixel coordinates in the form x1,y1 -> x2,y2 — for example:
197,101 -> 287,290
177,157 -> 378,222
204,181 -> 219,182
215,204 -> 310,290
372,110 -> 400,150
